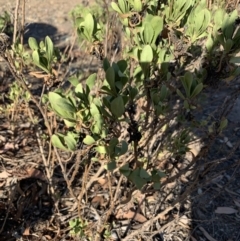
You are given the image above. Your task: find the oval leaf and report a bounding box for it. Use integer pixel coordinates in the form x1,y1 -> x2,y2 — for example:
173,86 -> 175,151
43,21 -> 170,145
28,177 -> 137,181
28,37 -> 39,50
51,134 -> 68,151
45,36 -> 54,62
106,67 -> 116,93
84,13 -> 94,38
86,73 -> 97,90
110,96 -> 125,118
140,45 -> 153,62
83,135 -> 96,145
190,83 -> 203,98
111,2 -> 122,13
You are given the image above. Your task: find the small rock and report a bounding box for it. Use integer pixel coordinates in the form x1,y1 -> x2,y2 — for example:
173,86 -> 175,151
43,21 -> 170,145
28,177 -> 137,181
223,136 -> 233,148
224,136 -> 228,142
226,141 -> 233,148
198,188 -> 202,194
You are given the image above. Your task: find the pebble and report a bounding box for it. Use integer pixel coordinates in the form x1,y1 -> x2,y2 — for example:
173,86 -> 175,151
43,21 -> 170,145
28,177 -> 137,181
220,137 -> 233,148
197,188 -> 202,194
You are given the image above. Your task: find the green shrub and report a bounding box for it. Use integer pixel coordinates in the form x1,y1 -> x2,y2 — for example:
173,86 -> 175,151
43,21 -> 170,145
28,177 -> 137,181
41,0 -> 238,189
4,0 -> 238,191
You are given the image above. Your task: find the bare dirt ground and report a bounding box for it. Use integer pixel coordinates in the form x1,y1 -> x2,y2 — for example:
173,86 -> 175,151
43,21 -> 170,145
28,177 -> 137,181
1,0 -> 79,42
0,1 -> 240,241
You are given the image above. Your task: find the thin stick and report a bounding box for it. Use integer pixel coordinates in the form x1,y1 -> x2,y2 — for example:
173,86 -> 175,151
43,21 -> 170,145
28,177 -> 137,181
13,0 -> 20,44
21,0 -> 25,46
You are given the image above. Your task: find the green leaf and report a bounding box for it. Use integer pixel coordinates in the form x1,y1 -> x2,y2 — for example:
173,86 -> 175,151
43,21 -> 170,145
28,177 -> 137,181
106,67 -> 116,93
186,7 -> 211,42
223,10 -> 237,39
92,115 -> 103,134
84,13 -> 94,38
143,23 -> 154,44
64,119 -> 76,128
224,39 -> 233,53
75,83 -> 84,95
90,103 -> 100,117
32,50 -> 40,64
219,118 -> 228,131
184,100 -> 190,109
159,85 -> 168,101
106,161 -> 117,171
182,72 -> 193,97
95,145 -> 107,154
165,0 -> 193,24
213,8 -> 225,27
86,73 -> 96,90
129,87 -> 138,100
150,16 -> 163,43
119,141 -> 128,155
68,76 -> 79,87
64,132 -> 77,151
206,34 -> 214,52
39,41 -> 45,49
153,182 -> 161,190
45,36 -> 54,63
140,169 -> 151,179
117,60 -> 128,73
111,2 -> 122,13
128,169 -> 147,189
28,37 -> 39,50
51,134 -> 68,151
49,92 -> 76,119
109,137 -> 119,151
83,135 -> 96,145
103,58 -> 111,71
190,83 -> 203,98
50,95 -> 76,113
120,164 -> 131,177
230,56 -> 240,64
176,89 -> 185,99
91,157 -> 99,162
32,50 -> 49,73
151,169 -> 166,180
133,0 -> 142,11
140,45 -> 153,62
118,0 -> 127,13
110,96 -> 125,118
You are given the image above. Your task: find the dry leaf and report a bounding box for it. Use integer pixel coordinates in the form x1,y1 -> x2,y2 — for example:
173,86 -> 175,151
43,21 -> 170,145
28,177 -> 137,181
0,142 -> 17,153
0,135 -> 7,142
179,215 -> 190,226
132,190 -> 145,204
44,235 -> 52,240
199,227 -> 218,241
91,196 -> 105,207
97,177 -> 109,190
23,226 -> 30,236
25,168 -> 46,181
0,170 -> 11,179
215,207 -> 238,214
19,122 -> 31,128
52,68 -> 58,78
115,209 -> 147,223
29,71 -> 48,79
0,181 -> 6,187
